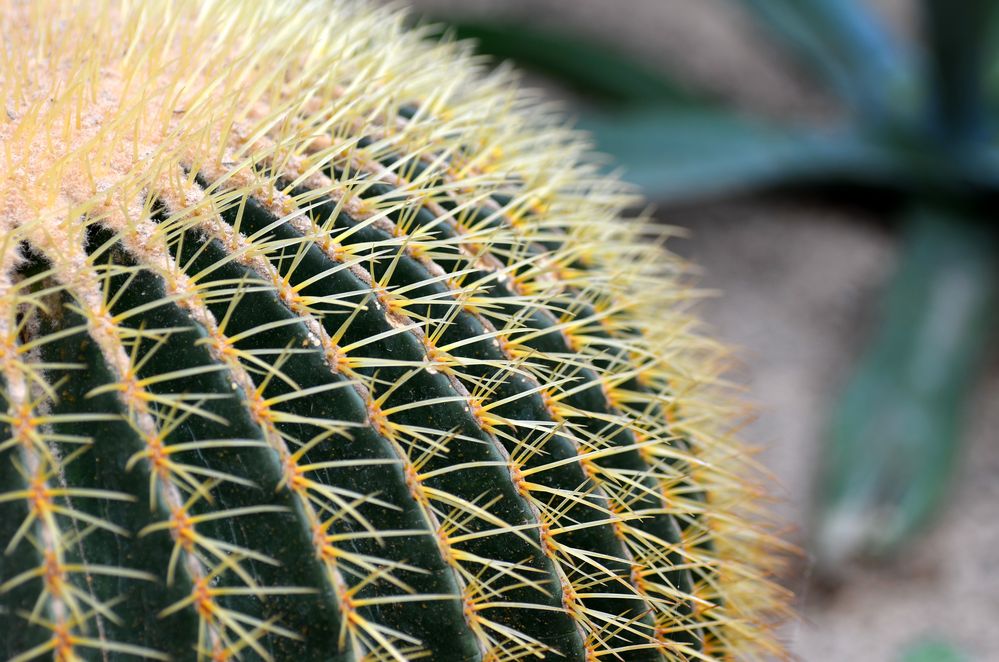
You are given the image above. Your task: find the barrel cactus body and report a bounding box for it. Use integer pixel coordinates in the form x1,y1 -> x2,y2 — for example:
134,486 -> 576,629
0,1 -> 785,660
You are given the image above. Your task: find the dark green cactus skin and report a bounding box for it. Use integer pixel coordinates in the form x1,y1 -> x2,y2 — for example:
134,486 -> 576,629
1,182 -> 688,660
0,2 -> 783,660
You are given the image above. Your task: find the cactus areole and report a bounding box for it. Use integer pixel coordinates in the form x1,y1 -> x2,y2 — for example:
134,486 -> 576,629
0,1 -> 785,660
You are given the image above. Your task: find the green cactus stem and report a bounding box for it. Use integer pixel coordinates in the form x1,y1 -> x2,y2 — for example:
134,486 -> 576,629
0,1 -> 786,660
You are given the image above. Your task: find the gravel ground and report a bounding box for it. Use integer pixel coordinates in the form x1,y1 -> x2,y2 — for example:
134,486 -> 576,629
399,1 -> 999,659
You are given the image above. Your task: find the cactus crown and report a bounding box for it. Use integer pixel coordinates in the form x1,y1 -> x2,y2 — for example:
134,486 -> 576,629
0,1 -> 786,660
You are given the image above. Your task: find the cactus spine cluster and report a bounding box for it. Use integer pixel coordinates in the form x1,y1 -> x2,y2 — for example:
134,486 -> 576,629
0,1 -> 786,660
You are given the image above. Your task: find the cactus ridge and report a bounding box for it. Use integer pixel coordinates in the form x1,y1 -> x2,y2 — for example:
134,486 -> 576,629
0,1 -> 787,660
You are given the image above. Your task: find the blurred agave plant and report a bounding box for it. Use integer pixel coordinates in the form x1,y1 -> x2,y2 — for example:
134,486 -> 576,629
426,0 -> 999,570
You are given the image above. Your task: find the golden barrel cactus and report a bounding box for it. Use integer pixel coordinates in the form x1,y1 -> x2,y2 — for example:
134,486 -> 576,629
0,1 -> 785,660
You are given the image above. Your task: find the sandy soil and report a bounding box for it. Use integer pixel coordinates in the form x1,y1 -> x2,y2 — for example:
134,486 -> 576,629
676,199 -> 999,661
399,1 -> 999,659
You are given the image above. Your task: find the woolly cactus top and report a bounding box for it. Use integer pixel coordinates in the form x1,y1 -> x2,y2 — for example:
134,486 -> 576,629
0,1 -> 786,660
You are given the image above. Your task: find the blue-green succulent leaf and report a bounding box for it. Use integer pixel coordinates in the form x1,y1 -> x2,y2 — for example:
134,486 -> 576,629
814,202 -> 998,567
429,19 -> 702,105
739,0 -> 909,119
577,108 -> 896,202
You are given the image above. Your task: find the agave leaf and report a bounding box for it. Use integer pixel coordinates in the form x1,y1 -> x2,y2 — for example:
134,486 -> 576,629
434,20 -> 701,105
813,203 -> 998,569
576,108 -> 895,202
739,0 -> 909,118
433,18 -> 902,201
923,0 -> 999,142
981,5 -> 999,108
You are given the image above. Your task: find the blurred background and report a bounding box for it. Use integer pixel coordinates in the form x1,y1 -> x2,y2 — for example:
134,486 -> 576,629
395,1 -> 999,660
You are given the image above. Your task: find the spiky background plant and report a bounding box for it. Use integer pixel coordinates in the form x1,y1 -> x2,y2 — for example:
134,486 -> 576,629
0,1 -> 786,660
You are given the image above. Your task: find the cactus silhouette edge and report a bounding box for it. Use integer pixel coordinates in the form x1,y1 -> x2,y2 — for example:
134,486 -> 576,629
0,1 -> 787,660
